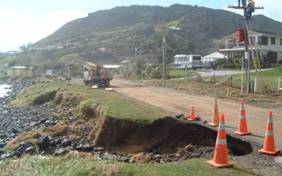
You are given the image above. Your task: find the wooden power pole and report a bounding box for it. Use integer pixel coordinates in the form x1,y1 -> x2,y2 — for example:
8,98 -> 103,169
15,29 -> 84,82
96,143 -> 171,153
228,1 -> 263,94
162,19 -> 167,81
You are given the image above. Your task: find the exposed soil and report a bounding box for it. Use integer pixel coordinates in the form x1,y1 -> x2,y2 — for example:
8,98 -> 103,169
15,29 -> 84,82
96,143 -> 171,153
93,116 -> 252,156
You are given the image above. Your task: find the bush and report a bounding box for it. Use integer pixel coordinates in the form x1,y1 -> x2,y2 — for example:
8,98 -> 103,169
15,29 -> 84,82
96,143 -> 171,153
216,58 -> 241,69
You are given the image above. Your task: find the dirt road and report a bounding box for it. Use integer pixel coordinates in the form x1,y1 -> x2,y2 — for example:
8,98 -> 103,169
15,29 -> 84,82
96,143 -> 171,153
111,78 -> 282,148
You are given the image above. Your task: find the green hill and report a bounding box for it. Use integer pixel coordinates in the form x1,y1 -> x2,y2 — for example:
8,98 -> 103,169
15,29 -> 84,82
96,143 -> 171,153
12,4 -> 282,69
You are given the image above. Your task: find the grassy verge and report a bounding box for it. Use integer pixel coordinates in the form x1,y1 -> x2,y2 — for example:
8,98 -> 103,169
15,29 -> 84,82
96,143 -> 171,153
214,67 -> 282,90
11,80 -> 167,122
169,69 -> 188,78
0,155 -> 254,176
168,69 -> 200,79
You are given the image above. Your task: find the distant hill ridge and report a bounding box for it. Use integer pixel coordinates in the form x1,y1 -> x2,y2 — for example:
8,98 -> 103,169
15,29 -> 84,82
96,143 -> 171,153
34,4 -> 282,60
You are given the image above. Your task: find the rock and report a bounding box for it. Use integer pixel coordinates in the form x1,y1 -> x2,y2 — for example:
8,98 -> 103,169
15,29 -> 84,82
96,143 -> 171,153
274,157 -> 282,164
61,138 -> 71,147
101,152 -> 119,161
175,153 -> 181,158
184,144 -> 194,152
37,136 -> 50,150
0,152 -> 14,160
130,152 -> 152,163
0,149 -> 4,155
0,133 -> 7,138
0,142 -> 6,148
152,154 -> 161,159
191,152 -> 201,158
74,143 -> 94,152
54,148 -> 69,156
49,137 -> 62,146
40,118 -> 48,124
30,122 -> 37,127
93,147 -> 106,152
9,128 -> 19,134
118,156 -> 130,162
15,143 -> 35,157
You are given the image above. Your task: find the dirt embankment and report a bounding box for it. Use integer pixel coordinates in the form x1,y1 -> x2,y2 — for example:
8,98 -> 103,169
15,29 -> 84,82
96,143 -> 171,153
93,116 -> 252,156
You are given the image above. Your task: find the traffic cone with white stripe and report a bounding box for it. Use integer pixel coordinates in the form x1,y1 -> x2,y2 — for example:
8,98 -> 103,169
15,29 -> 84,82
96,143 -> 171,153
209,97 -> 219,127
235,99 -> 250,136
259,111 -> 280,155
187,106 -> 199,121
208,114 -> 233,168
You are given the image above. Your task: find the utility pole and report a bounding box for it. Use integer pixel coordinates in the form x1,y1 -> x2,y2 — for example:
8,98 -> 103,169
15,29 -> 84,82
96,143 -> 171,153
228,1 -> 263,94
162,19 -> 167,81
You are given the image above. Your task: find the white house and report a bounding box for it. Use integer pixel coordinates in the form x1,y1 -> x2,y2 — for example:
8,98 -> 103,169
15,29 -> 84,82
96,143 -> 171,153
219,30 -> 282,64
203,52 -> 227,63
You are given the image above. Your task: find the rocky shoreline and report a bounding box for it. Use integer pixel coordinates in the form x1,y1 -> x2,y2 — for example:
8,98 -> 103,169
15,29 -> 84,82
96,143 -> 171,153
0,79 -> 58,159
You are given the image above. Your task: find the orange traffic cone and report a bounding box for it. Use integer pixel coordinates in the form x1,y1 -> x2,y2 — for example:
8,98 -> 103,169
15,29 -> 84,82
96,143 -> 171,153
259,111 -> 280,155
187,106 -> 198,121
208,114 -> 233,168
209,97 -> 219,127
235,99 -> 250,136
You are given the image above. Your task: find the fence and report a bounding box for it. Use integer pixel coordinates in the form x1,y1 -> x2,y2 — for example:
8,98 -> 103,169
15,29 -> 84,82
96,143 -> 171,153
253,77 -> 282,93
186,74 -> 282,94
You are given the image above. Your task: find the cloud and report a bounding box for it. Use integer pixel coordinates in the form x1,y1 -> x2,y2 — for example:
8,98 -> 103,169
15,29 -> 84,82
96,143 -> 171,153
0,9 -> 87,52
256,0 -> 282,21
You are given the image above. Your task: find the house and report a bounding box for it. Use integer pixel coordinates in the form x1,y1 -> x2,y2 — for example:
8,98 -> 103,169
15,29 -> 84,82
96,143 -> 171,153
203,52 -> 227,63
7,66 -> 33,77
219,30 -> 282,64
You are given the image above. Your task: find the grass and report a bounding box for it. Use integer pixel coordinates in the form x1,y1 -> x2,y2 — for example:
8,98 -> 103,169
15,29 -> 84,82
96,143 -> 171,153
0,155 -> 254,176
10,82 -> 59,106
169,69 -> 188,78
214,67 -> 282,90
252,67 -> 282,78
169,69 -> 200,79
11,80 -> 167,122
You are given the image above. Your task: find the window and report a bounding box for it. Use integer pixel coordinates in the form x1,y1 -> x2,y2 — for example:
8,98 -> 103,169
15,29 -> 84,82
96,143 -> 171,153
192,56 -> 201,61
280,38 -> 282,45
257,36 -> 268,46
271,37 -> 276,45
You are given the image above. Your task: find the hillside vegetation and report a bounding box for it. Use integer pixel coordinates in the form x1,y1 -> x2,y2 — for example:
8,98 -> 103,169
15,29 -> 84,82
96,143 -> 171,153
8,4 -> 282,72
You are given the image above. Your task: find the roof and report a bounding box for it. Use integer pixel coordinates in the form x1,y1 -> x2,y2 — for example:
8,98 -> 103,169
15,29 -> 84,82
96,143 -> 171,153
11,66 -> 32,69
203,52 -> 227,59
174,54 -> 188,57
103,65 -> 120,69
219,48 -> 245,52
174,54 -> 202,57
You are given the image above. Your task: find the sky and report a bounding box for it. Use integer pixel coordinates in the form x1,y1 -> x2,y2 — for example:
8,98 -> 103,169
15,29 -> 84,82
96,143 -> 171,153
0,0 -> 281,52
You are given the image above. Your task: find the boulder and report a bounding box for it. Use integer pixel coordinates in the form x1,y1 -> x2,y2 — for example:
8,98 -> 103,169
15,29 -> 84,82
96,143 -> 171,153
37,136 -> 50,150
15,143 -> 35,157
0,142 -> 6,148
